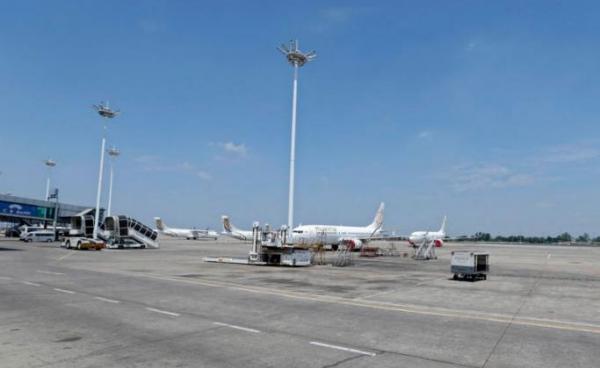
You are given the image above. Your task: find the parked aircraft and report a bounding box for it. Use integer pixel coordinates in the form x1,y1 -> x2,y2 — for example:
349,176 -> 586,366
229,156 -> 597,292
154,217 -> 218,240
408,216 -> 447,247
288,202 -> 385,250
221,216 -> 253,241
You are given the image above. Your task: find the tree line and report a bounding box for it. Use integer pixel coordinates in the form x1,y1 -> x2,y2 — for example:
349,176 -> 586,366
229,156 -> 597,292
454,232 -> 599,244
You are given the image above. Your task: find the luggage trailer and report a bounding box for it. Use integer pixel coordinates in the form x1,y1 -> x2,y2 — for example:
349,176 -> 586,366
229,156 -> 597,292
451,251 -> 489,281
205,223 -> 311,267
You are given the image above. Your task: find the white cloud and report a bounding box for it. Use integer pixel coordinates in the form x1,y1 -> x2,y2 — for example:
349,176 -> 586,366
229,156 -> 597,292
196,171 -> 212,180
211,142 -> 248,158
537,145 -> 600,164
133,155 -> 211,180
320,7 -> 354,23
310,6 -> 368,33
449,164 -> 534,191
417,130 -> 433,139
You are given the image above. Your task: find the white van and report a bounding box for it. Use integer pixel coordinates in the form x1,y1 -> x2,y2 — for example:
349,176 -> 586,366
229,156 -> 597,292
20,230 -> 55,243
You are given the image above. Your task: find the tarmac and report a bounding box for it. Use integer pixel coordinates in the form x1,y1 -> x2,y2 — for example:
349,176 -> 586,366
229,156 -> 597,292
0,237 -> 599,367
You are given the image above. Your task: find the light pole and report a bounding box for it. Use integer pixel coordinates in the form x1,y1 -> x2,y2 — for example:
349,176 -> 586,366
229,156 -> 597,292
277,40 -> 316,229
106,146 -> 120,217
44,159 -> 56,200
92,101 -> 119,239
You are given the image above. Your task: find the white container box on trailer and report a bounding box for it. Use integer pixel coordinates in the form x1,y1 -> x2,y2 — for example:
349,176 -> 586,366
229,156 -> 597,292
451,251 -> 489,281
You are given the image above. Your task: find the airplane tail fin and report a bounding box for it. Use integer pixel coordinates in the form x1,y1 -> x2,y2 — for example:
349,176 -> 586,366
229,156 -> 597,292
439,216 -> 447,234
221,215 -> 236,233
154,217 -> 166,231
369,202 -> 385,230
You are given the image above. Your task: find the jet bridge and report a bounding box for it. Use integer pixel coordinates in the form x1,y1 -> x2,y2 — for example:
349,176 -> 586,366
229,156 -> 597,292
100,216 -> 160,249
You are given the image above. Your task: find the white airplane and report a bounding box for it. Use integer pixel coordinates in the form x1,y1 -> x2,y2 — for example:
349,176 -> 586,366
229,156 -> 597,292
408,216 -> 447,248
221,216 -> 254,241
288,202 -> 385,250
154,217 -> 218,240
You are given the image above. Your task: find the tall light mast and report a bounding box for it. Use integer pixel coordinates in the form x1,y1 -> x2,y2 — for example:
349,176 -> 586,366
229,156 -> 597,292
277,40 -> 316,228
92,101 -> 119,239
43,159 -> 56,200
106,146 -> 120,217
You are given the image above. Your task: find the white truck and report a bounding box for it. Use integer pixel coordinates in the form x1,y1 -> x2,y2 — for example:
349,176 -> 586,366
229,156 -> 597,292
451,251 -> 489,281
62,214 -> 105,250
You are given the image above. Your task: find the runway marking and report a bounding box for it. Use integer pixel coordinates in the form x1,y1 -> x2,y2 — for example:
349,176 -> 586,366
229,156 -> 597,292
22,281 -> 41,287
145,307 -> 180,317
94,296 -> 120,304
213,322 -> 261,333
128,272 -> 600,335
53,288 -> 75,294
37,270 -> 65,275
310,341 -> 376,357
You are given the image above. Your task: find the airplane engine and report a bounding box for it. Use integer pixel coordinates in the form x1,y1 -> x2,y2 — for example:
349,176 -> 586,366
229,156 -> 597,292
341,238 -> 363,250
434,239 -> 444,247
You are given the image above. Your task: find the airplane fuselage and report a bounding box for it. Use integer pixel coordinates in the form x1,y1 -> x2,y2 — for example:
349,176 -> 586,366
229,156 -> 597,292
289,225 -> 380,249
160,228 -> 217,240
408,230 -> 445,247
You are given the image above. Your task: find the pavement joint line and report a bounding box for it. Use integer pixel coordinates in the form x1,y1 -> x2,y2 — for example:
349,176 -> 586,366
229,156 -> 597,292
213,321 -> 261,333
37,270 -> 65,275
93,296 -> 121,304
145,307 -> 180,317
22,281 -> 41,287
53,288 -> 76,294
132,272 -> 600,334
309,341 -> 376,357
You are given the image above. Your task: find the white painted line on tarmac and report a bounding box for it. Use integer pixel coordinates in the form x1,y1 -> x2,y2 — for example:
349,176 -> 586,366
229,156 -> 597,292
127,271 -> 600,335
94,296 -> 120,304
37,270 -> 65,275
213,322 -> 261,334
22,281 -> 41,287
145,307 -> 180,317
57,252 -> 75,261
310,341 -> 376,357
53,288 -> 75,294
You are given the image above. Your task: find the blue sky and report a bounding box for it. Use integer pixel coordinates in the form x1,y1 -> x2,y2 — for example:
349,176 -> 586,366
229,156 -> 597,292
1,0 -> 600,236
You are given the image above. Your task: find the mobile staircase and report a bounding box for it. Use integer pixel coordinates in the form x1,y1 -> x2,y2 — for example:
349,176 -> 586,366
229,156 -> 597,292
413,235 -> 437,260
100,215 -> 159,249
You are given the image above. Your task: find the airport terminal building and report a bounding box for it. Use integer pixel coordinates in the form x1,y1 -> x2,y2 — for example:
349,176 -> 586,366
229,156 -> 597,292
0,194 -> 99,225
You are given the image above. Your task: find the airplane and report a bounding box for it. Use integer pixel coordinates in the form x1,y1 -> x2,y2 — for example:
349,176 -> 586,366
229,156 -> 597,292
408,216 -> 447,248
288,202 -> 385,250
221,216 -> 254,241
154,217 -> 218,240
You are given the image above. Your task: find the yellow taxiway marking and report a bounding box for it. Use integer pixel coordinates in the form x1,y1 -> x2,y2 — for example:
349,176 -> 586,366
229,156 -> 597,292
127,272 -> 600,335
